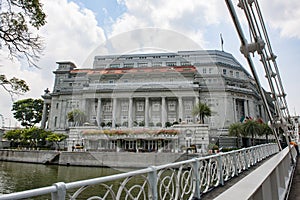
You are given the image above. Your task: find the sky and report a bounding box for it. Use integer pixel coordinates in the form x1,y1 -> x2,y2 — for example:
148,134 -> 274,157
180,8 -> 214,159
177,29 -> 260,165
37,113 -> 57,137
0,0 -> 300,127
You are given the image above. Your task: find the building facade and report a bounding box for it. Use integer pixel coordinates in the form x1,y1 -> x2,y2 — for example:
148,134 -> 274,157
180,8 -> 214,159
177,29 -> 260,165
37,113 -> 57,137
41,50 -> 268,134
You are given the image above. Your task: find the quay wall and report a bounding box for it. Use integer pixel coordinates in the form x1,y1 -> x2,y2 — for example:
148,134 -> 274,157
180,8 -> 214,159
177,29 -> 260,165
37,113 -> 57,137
0,150 -> 184,168
0,150 -> 59,164
59,151 -> 184,168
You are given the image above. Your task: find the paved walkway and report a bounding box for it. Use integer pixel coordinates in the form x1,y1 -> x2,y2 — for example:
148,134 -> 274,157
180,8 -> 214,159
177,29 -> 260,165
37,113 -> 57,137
288,156 -> 300,200
200,158 -> 269,200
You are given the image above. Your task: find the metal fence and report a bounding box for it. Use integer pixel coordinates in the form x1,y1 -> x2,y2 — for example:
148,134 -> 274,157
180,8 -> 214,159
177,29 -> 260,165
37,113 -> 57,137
0,143 -> 279,200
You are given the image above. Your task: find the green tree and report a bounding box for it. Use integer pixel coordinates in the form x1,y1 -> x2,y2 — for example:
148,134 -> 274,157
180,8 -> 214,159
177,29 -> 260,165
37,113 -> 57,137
12,98 -> 44,127
243,120 -> 261,146
67,109 -> 86,126
228,123 -> 244,148
259,123 -> 273,143
46,133 -> 68,150
192,102 -> 212,124
4,127 -> 52,148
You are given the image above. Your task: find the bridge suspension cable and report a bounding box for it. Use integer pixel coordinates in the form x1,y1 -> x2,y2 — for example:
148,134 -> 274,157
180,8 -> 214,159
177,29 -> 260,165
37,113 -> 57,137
225,0 -> 292,152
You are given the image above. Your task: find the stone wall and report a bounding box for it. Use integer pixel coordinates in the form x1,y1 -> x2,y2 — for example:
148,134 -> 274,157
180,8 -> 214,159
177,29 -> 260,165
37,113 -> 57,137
0,150 -> 59,164
0,149 -> 184,168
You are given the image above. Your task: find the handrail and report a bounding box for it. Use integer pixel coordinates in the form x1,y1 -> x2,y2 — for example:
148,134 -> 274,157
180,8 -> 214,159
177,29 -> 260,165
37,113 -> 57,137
215,145 -> 297,200
0,143 -> 279,200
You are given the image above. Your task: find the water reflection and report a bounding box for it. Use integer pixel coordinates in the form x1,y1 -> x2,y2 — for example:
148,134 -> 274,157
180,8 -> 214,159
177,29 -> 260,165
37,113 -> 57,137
0,161 -> 120,196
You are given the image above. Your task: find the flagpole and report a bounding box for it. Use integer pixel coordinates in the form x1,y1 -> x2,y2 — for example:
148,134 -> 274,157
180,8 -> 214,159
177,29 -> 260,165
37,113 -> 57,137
220,33 -> 224,52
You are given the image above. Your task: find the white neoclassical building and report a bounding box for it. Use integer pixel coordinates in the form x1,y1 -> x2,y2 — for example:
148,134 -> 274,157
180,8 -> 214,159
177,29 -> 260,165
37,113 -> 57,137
41,50 -> 272,135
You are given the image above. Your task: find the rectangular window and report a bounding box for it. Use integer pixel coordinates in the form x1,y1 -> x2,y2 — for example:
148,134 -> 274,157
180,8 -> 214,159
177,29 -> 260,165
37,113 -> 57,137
166,62 -> 176,66
180,62 -> 190,66
56,103 -> 59,109
209,68 -> 213,74
230,70 -> 233,76
223,69 -> 227,75
54,116 -> 57,127
152,62 -> 162,67
121,102 -> 128,111
124,63 -> 134,68
137,102 -> 144,111
236,71 -> 240,78
168,101 -> 176,111
110,64 -> 120,68
152,102 -> 160,112
138,63 -> 148,67
203,68 -> 207,74
184,101 -> 192,111
103,102 -> 112,112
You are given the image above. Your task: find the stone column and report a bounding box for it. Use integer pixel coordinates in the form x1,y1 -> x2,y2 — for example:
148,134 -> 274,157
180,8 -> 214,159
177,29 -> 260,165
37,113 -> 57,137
161,97 -> 167,127
128,97 -> 133,128
97,98 -> 102,127
178,97 -> 183,122
40,102 -> 48,129
60,100 -> 67,128
233,98 -> 237,122
244,99 -> 249,117
112,98 -> 117,128
145,97 -> 149,127
195,96 -> 199,105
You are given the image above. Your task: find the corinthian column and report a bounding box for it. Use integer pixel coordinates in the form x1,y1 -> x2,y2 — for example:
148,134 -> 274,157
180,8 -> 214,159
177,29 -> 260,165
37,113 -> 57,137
145,97 -> 149,127
112,98 -> 117,128
161,97 -> 167,127
128,97 -> 133,128
178,97 -> 183,122
40,102 -> 48,129
97,98 -> 102,127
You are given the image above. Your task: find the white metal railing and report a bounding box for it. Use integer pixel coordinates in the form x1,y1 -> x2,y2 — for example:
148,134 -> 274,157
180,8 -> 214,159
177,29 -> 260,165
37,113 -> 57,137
215,145 -> 297,200
0,144 -> 279,200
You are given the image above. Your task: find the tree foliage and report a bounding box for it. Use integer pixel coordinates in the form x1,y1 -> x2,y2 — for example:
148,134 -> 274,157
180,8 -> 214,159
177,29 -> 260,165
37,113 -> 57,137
192,102 -> 212,124
46,133 -> 68,150
0,74 -> 29,98
4,127 -> 67,149
0,0 -> 46,67
67,109 -> 86,126
4,127 -> 52,147
12,98 -> 43,127
228,119 -> 273,147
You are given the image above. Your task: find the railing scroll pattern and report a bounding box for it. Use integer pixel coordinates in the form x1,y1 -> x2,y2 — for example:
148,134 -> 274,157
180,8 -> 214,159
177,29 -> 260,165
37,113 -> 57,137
0,143 -> 279,200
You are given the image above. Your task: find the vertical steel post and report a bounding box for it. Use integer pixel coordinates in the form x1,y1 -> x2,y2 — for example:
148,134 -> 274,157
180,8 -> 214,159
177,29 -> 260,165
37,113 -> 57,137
148,166 -> 158,200
51,182 -> 66,200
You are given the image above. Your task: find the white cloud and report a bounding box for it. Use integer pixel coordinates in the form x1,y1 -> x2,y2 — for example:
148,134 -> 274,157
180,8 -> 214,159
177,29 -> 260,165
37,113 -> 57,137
0,0 -> 106,126
111,0 -> 229,48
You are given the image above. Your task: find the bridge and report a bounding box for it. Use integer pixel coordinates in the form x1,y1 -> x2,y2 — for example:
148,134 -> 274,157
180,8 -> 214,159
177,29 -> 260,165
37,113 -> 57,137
0,0 -> 298,199
0,143 -> 297,200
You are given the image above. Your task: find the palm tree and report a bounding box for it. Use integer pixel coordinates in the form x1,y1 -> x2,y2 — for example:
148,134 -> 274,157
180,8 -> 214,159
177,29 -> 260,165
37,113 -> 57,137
243,120 -> 261,146
259,123 -> 273,143
192,102 -> 212,124
228,123 -> 244,148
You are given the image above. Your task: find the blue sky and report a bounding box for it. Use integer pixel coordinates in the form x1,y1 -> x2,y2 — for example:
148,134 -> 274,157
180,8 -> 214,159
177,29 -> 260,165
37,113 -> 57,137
1,0 -> 300,126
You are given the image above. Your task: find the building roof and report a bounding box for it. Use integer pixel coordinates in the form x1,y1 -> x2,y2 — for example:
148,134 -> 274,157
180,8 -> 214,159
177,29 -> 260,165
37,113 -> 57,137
70,65 -> 196,75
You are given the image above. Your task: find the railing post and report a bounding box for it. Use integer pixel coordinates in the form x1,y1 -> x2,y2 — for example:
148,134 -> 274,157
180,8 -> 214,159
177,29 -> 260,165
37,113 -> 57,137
233,152 -> 238,176
51,182 -> 66,200
218,154 -> 224,186
192,158 -> 201,199
251,147 -> 256,166
243,149 -> 249,170
148,166 -> 158,200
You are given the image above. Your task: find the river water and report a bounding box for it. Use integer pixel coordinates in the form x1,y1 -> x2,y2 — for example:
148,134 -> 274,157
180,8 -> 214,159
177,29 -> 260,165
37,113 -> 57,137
0,161 -> 122,198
